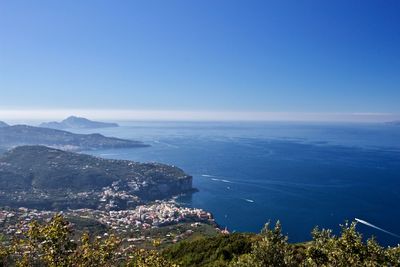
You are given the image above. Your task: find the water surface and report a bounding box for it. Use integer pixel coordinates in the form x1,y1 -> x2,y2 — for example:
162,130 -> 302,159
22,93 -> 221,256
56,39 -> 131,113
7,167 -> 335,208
76,122 -> 400,245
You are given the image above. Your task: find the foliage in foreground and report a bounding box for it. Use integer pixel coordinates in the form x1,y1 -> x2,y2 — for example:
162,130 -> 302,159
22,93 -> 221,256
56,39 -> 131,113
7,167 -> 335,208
230,221 -> 400,267
0,214 -> 176,267
0,215 -> 399,266
164,220 -> 400,267
162,232 -> 257,266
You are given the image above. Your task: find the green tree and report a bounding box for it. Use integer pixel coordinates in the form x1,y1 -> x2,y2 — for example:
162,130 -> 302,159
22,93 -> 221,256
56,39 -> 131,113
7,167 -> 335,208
230,220 -> 295,267
387,245 -> 400,266
305,221 -> 396,266
128,248 -> 178,267
73,232 -> 121,267
27,214 -> 75,266
1,216 -> 400,267
0,214 -> 175,267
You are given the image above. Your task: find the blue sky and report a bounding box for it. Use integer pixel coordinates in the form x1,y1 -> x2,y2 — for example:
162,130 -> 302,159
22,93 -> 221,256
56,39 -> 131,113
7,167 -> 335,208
1,1 -> 400,121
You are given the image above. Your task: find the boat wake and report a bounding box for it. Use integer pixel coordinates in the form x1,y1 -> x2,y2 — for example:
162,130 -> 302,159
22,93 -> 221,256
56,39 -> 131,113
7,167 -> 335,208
202,174 -> 233,183
153,140 -> 180,148
210,178 -> 232,183
201,174 -> 307,199
355,218 -> 400,238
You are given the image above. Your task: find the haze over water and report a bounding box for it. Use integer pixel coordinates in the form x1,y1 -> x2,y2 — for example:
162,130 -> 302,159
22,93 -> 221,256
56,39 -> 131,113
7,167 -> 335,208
77,121 -> 400,246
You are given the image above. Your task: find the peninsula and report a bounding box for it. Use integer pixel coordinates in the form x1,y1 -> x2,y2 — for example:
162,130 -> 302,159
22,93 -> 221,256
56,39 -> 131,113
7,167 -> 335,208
0,145 -> 194,210
0,124 -> 147,150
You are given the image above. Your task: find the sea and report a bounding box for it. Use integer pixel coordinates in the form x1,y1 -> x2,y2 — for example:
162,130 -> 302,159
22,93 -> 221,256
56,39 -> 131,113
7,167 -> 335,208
74,121 -> 400,246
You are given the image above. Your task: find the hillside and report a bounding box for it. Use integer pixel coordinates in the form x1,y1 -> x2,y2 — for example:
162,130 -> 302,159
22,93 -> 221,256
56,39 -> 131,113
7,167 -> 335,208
0,146 -> 193,210
40,116 -> 119,129
1,215 -> 399,266
0,124 -> 147,150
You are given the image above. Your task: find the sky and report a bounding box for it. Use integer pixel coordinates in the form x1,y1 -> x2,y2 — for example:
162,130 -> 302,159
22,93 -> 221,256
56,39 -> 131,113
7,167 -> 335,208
1,0 -> 400,121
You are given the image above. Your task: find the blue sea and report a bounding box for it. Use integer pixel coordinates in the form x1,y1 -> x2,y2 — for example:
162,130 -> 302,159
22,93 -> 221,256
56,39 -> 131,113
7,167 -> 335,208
75,122 -> 400,246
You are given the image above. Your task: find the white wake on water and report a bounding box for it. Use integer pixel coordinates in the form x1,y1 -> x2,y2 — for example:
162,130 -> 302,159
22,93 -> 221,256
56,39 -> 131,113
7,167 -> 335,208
355,218 -> 400,238
201,174 -> 306,199
210,178 -> 232,183
153,140 -> 180,148
202,174 -> 233,183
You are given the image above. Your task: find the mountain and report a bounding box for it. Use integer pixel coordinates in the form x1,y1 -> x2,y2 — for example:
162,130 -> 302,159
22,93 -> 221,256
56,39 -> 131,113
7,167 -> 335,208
386,121 -> 400,126
0,121 -> 9,128
0,145 -> 193,210
0,124 -> 147,150
40,116 -> 119,129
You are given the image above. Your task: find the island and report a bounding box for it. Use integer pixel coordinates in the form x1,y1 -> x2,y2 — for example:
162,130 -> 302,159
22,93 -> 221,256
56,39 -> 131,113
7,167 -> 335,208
0,124 -> 147,150
0,145 -> 194,210
40,116 -> 119,129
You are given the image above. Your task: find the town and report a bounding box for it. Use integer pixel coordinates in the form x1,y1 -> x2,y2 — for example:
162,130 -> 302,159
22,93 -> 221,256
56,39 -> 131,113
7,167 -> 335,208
0,200 -> 221,246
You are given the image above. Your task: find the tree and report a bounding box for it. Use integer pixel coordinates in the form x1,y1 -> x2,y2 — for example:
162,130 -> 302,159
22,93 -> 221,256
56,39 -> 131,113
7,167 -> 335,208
0,214 -> 176,267
305,221 -> 396,266
73,232 -> 121,267
1,216 -> 399,266
230,220 -> 295,267
128,248 -> 178,267
27,214 -> 75,266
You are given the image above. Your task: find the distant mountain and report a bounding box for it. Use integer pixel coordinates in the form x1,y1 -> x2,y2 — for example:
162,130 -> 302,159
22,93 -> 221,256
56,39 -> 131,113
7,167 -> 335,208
40,116 -> 119,129
0,121 -> 9,128
0,145 -> 193,210
386,121 -> 400,126
0,124 -> 147,150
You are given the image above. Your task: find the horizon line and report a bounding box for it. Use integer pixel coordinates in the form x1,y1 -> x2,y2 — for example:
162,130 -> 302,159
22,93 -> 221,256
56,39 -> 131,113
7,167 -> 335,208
0,109 -> 399,123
